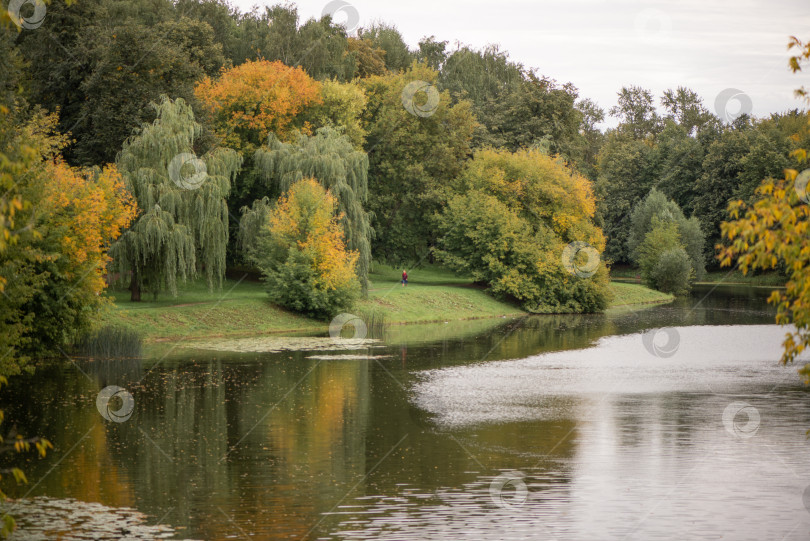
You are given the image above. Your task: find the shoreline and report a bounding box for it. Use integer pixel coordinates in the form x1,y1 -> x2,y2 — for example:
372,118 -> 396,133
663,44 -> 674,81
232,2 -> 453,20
102,271 -> 674,344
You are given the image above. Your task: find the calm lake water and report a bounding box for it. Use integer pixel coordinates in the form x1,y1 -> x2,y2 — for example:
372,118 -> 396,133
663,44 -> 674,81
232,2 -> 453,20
5,284 -> 810,540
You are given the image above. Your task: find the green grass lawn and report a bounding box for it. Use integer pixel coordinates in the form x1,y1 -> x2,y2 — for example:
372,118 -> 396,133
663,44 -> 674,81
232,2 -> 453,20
103,277 -> 324,342
102,264 -> 674,342
608,281 -> 673,307
698,269 -> 786,286
610,265 -> 786,287
358,264 -> 524,323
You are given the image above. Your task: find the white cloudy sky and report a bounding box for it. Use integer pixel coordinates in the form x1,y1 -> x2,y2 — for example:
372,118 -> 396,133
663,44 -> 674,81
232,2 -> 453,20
230,0 -> 810,128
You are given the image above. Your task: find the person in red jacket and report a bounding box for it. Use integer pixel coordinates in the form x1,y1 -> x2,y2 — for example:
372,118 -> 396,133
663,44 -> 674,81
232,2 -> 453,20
401,269 -> 408,287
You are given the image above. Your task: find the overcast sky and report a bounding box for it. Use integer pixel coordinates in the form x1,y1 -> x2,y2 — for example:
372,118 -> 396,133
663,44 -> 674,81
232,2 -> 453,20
230,0 -> 810,128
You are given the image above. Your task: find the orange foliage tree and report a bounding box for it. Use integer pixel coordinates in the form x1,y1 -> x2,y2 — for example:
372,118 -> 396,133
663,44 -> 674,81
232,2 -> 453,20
195,59 -> 322,151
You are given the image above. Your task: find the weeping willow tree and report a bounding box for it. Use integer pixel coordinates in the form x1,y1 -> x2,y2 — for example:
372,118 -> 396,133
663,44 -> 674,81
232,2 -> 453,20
111,97 -> 242,300
246,127 -> 373,292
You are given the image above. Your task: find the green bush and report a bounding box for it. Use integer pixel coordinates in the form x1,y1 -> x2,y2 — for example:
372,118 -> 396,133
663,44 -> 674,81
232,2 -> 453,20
649,248 -> 693,295
628,188 -> 706,280
638,218 -> 695,294
261,249 -> 358,319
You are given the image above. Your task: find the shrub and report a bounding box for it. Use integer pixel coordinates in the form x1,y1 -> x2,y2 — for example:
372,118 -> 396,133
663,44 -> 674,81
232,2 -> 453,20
650,248 -> 693,295
638,218 -> 695,294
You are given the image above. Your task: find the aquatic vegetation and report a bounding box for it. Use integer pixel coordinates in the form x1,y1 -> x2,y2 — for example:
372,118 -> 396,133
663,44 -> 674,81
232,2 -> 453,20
184,335 -> 380,353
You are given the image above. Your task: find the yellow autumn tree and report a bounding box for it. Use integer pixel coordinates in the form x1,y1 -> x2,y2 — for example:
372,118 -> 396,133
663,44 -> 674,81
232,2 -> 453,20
250,178 -> 360,318
435,148 -> 610,313
1,111 -> 137,371
43,162 -> 137,297
719,35 -> 810,377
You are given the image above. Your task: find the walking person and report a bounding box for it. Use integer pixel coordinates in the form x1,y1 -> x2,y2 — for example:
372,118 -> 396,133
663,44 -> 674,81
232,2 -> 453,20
401,269 -> 408,287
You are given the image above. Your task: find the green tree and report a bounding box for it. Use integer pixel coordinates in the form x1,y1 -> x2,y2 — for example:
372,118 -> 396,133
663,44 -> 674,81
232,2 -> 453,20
628,188 -> 706,280
638,219 -> 693,295
609,86 -> 661,140
18,4 -> 227,165
360,64 -> 475,264
111,97 -> 242,300
416,36 -> 448,71
474,73 -> 585,163
12,0 -> 102,164
652,120 -> 705,214
360,23 -> 413,73
439,44 -> 524,107
661,86 -> 715,135
575,98 -> 606,180
230,4 -> 353,80
693,121 -> 790,257
595,135 -> 657,262
297,14 -> 355,81
231,4 -> 299,64
175,0 -> 241,63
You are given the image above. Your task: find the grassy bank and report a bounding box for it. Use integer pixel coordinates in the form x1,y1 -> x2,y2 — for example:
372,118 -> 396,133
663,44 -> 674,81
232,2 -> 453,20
698,270 -> 786,286
102,265 -> 673,343
611,266 -> 786,287
608,282 -> 673,307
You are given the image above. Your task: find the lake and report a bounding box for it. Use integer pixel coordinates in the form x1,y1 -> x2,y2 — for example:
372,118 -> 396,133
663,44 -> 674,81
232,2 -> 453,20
4,284 -> 810,540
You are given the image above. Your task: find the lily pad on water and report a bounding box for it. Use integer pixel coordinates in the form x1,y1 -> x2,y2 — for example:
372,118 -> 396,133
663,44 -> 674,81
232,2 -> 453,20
183,336 -> 380,353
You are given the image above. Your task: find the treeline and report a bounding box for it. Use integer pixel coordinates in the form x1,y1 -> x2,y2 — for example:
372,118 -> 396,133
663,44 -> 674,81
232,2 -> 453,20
595,86 -> 810,272
11,0 -> 595,171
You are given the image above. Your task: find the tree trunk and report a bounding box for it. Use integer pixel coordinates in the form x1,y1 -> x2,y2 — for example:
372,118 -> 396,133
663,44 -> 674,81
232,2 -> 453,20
129,270 -> 141,302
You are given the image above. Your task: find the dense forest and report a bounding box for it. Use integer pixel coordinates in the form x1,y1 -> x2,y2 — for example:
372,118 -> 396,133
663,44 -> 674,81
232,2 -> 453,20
2,0 -> 809,377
